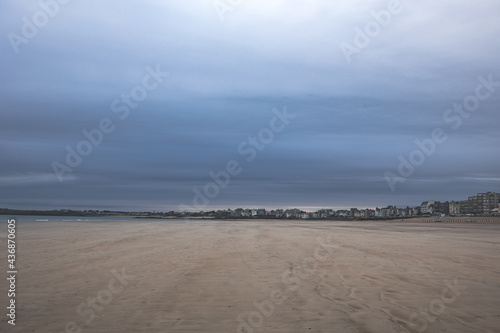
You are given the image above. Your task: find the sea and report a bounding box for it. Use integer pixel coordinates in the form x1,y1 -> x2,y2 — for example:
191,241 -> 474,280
0,215 -> 186,223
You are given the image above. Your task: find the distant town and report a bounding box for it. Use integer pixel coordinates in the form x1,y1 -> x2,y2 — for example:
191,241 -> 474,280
2,191 -> 499,220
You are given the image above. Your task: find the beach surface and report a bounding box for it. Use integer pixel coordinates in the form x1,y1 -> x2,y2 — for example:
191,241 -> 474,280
1,219 -> 500,333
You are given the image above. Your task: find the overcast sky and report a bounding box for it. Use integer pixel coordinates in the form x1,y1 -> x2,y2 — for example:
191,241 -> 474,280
1,0 -> 499,211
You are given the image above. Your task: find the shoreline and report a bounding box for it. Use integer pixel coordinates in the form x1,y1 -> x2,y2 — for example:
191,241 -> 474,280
3,214 -> 500,224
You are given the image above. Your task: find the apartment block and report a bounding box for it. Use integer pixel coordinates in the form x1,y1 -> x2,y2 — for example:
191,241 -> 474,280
460,192 -> 500,215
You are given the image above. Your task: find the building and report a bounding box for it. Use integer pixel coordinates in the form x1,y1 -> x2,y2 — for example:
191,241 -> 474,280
376,206 -> 396,217
365,209 -> 376,217
449,201 -> 460,215
420,200 -> 435,215
460,192 -> 500,215
336,210 -> 349,217
358,209 -> 375,218
272,209 -> 284,218
397,208 -> 406,217
433,201 -> 449,216
285,209 -> 302,219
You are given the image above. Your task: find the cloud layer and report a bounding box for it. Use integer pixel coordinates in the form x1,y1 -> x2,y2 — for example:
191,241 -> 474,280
1,0 -> 499,211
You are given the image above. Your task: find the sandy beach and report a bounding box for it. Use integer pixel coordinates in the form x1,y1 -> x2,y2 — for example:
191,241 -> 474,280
1,219 -> 500,333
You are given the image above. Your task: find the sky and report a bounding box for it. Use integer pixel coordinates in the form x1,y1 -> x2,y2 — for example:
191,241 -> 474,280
1,0 -> 500,212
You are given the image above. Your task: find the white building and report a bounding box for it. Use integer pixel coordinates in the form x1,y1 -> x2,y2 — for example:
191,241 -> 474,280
420,200 -> 435,215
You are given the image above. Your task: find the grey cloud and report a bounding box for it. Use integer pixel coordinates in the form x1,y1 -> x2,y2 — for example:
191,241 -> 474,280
1,0 -> 499,210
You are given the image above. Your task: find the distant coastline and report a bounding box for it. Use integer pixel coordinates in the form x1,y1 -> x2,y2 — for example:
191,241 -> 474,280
3,192 -> 499,220
1,208 -> 498,223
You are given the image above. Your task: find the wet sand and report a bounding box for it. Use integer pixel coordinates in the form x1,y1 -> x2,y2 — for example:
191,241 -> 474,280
1,219 -> 500,333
